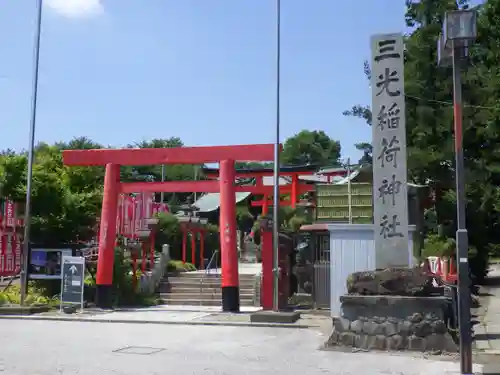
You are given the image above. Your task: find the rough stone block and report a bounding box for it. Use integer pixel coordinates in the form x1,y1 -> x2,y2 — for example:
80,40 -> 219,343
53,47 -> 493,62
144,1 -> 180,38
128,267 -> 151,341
375,335 -> 388,350
346,267 -> 436,296
333,317 -> 350,333
425,333 -> 446,352
250,311 -> 301,324
364,335 -> 376,350
387,334 -> 407,350
398,320 -> 413,336
362,320 -> 379,335
382,320 -> 398,336
413,321 -> 432,337
326,329 -> 339,346
339,332 -> 355,346
354,334 -> 367,348
340,295 -> 448,321
424,312 -> 440,321
430,320 -> 446,334
333,294 -> 457,354
409,312 -> 424,323
408,335 -> 425,351
350,319 -> 363,333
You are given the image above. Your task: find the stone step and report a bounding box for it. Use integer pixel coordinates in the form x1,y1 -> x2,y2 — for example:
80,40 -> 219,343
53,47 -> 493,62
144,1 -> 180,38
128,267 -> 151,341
162,279 -> 256,288
165,286 -> 254,293
167,272 -> 258,281
160,292 -> 255,300
159,298 -> 255,307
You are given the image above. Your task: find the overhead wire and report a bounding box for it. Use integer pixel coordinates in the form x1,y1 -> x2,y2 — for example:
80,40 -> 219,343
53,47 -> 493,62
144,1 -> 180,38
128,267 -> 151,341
405,94 -> 499,110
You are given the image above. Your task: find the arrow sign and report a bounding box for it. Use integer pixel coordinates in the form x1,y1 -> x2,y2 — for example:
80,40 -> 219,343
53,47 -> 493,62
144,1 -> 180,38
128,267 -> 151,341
60,256 -> 85,311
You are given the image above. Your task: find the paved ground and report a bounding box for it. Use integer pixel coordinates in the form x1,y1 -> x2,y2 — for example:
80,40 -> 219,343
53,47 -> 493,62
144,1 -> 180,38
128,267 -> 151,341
473,264 -> 500,373
0,319 -> 481,375
475,266 -> 500,354
19,304 -> 327,329
191,262 -> 261,275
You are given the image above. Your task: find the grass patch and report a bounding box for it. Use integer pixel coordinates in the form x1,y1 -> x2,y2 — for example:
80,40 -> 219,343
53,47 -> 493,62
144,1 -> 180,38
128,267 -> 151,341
0,284 -> 59,307
166,260 -> 196,273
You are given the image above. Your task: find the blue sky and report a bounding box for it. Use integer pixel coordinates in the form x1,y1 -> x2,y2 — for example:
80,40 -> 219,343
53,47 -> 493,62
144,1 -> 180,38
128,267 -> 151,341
1,0 -> 408,161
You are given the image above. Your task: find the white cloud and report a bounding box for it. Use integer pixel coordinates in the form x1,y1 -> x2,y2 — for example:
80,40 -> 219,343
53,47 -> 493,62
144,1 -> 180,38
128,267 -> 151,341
45,0 -> 104,18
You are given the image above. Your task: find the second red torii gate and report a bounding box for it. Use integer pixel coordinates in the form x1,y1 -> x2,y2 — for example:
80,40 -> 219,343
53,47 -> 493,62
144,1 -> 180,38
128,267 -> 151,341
63,143 -> 277,312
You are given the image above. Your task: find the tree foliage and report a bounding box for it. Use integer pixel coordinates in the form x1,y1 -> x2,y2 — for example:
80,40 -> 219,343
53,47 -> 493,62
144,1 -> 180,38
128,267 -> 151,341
0,130 -> 339,248
281,130 -> 341,166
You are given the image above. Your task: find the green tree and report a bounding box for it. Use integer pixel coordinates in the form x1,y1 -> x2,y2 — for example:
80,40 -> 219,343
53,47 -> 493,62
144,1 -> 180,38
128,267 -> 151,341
281,130 -> 341,166
0,143 -> 101,245
354,142 -> 373,165
123,137 -> 201,205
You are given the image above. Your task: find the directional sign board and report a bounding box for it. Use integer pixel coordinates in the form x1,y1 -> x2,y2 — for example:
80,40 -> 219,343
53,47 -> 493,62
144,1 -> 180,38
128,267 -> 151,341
60,256 -> 85,312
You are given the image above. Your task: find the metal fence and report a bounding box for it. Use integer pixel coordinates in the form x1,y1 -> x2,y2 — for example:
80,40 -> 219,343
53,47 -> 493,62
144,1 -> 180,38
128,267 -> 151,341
312,232 -> 330,309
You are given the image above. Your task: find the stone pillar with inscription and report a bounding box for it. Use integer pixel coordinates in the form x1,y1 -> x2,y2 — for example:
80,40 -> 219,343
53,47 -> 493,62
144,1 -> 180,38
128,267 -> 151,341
371,33 -> 410,269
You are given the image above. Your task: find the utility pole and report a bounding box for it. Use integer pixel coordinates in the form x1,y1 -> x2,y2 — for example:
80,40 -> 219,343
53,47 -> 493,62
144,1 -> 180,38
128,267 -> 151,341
20,0 -> 43,305
272,0 -> 281,312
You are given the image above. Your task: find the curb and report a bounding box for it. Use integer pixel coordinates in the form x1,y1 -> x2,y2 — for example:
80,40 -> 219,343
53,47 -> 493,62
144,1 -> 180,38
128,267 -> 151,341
0,314 -> 313,329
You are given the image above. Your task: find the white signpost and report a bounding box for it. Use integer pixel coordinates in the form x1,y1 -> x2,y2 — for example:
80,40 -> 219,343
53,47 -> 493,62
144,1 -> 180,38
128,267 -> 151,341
60,256 -> 85,312
370,33 -> 410,269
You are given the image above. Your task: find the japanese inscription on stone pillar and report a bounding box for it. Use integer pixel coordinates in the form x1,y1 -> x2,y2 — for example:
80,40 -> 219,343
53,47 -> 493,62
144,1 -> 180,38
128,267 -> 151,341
371,34 -> 409,268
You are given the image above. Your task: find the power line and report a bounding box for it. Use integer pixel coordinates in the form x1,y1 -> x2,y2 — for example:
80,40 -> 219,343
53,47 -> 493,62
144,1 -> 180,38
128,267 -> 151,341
406,94 -> 499,110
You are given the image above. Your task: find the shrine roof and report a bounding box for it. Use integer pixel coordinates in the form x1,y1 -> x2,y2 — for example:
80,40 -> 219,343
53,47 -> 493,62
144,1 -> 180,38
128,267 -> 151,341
193,192 -> 251,213
202,164 -> 318,175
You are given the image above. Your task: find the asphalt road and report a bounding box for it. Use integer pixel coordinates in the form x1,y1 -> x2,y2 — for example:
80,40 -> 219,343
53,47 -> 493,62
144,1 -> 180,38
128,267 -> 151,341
0,320 -> 474,374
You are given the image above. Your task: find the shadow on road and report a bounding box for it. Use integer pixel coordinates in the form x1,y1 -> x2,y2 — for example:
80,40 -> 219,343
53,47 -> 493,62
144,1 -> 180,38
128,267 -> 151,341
475,333 -> 500,341
482,276 -> 500,287
479,291 -> 495,297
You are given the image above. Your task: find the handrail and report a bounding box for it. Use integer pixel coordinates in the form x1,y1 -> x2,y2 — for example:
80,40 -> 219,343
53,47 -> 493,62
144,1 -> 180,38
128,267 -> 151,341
199,249 -> 219,293
205,249 -> 219,275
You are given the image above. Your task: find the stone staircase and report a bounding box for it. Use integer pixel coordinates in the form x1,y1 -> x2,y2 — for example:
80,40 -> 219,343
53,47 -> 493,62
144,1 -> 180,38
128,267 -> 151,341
159,272 -> 258,307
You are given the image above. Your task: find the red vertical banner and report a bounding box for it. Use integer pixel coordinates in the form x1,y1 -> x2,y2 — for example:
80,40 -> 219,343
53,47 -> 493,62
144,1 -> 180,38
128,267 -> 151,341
4,201 -> 14,228
116,194 -> 123,235
0,233 -> 4,275
146,193 -> 154,218
128,196 -> 135,238
5,233 -> 13,274
122,196 -> 130,237
134,194 -> 142,235
14,233 -> 21,274
122,195 -> 134,238
152,203 -> 159,217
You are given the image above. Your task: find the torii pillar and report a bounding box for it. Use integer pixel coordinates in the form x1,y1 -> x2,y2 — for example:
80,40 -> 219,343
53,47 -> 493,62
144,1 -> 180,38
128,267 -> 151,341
96,163 -> 120,308
219,159 -> 239,312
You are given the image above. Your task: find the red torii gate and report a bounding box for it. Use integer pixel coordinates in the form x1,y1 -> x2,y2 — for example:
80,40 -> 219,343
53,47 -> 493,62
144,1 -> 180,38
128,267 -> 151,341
62,144 -> 276,312
203,165 -> 347,215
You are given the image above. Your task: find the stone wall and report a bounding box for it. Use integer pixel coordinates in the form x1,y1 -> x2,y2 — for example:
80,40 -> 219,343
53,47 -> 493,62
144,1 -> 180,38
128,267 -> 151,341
139,244 -> 170,295
326,295 -> 457,353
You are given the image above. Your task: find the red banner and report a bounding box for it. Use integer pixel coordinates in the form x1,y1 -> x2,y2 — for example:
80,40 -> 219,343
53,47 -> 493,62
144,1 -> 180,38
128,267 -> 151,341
4,201 -> 15,228
0,232 -> 22,277
95,193 -> 169,241
0,200 -> 24,277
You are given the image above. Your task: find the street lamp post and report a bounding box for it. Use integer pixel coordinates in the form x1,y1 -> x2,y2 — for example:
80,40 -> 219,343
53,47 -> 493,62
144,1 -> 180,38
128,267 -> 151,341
20,0 -> 44,306
437,9 -> 477,375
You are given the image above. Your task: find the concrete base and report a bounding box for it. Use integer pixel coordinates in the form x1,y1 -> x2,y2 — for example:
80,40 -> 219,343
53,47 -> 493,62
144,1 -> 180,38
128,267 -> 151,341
250,310 -> 301,324
0,305 -> 50,315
